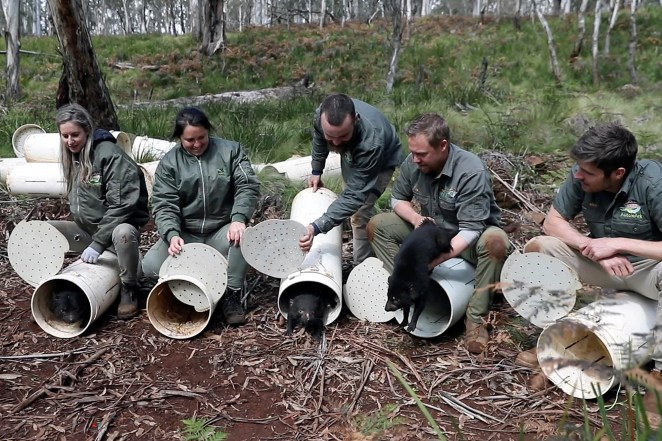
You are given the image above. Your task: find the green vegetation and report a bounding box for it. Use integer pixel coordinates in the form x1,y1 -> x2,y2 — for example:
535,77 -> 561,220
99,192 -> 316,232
2,7 -> 661,162
353,403 -> 406,438
180,417 -> 228,441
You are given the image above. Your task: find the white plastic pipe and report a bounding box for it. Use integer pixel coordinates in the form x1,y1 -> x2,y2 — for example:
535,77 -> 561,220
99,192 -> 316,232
537,291 -> 656,399
22,131 -> 133,163
254,153 -> 342,184
31,251 -> 121,338
146,275 -> 217,339
0,157 -> 27,185
393,258 -> 476,338
277,187 -> 343,325
139,160 -> 159,202
6,162 -> 66,197
12,124 -> 45,158
132,136 -> 177,160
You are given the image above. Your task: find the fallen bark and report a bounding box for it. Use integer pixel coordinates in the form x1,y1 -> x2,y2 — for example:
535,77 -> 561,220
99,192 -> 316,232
119,76 -> 315,110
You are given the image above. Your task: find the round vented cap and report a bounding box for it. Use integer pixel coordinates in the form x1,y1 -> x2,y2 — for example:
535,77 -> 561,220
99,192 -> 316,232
8,221 -> 69,287
12,124 -> 46,158
343,257 -> 395,323
242,219 -> 307,278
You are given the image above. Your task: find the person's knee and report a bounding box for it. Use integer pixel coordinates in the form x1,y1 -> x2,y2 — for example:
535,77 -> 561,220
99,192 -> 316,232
112,224 -> 139,245
479,229 -> 510,262
367,213 -> 390,243
523,236 -> 560,254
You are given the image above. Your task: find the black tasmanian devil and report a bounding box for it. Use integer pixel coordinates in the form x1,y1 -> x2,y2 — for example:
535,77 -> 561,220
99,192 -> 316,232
285,283 -> 334,341
51,280 -> 91,325
384,219 -> 453,332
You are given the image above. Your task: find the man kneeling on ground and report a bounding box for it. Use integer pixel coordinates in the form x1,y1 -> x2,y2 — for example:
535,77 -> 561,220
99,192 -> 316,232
368,112 -> 514,354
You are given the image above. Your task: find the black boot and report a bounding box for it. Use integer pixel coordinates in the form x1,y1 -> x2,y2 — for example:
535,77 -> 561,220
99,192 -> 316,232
117,283 -> 139,320
221,288 -> 246,326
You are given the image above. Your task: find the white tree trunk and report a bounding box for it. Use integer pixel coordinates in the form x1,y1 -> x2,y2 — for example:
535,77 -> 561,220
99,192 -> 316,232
3,0 -> 20,103
532,0 -> 563,84
627,0 -> 638,84
472,0 -> 481,17
604,0 -> 621,55
592,0 -> 603,85
33,0 -> 42,36
319,0 -> 326,28
122,0 -> 132,34
570,0 -> 589,59
386,5 -> 404,93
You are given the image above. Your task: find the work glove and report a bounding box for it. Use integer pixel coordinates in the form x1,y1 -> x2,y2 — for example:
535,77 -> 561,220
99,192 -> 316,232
81,247 -> 100,264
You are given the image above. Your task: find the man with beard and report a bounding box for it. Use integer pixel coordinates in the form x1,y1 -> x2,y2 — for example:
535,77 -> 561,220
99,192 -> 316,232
368,112 -> 513,354
299,94 -> 404,265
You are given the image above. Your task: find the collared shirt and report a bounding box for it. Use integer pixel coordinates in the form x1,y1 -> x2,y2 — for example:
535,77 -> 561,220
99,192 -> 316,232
553,159 -> 662,261
392,143 -> 502,237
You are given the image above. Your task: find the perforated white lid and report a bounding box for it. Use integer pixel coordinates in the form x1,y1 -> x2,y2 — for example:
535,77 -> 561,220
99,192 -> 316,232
158,243 -> 228,311
241,219 -> 307,278
12,124 -> 46,158
343,257 -> 395,323
8,221 -> 69,287
501,252 -> 581,328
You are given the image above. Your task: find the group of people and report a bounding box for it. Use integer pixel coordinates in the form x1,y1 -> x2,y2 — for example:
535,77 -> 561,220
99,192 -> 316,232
50,97 -> 662,398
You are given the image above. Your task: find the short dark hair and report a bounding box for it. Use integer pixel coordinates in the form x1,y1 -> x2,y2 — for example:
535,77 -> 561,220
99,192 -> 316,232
319,93 -> 356,126
570,123 -> 638,176
172,107 -> 214,139
404,112 -> 450,147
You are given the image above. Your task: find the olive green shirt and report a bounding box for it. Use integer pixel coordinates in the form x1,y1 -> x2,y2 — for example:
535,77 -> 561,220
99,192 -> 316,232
553,159 -> 662,262
392,143 -> 502,239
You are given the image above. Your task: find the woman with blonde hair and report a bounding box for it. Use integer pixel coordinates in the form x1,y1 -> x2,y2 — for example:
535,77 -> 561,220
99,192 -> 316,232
51,103 -> 149,319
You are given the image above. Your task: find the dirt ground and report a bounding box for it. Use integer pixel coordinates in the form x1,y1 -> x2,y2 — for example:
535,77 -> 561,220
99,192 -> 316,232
0,154 -> 625,441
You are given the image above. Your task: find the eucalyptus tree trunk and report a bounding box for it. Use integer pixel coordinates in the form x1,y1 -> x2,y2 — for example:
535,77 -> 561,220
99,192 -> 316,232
201,0 -> 226,55
319,0 -> 326,28
121,0 -> 132,34
627,0 -> 638,84
386,2 -> 403,93
3,0 -> 20,104
532,0 -> 563,84
190,0 -> 202,38
472,0 -> 481,17
592,0 -> 603,85
569,0 -> 589,60
33,0 -> 42,36
48,0 -> 119,129
604,0 -> 621,55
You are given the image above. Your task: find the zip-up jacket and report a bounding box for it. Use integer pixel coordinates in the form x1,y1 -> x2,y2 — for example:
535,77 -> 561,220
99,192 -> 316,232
152,136 -> 260,243
310,98 -> 404,233
69,129 -> 150,253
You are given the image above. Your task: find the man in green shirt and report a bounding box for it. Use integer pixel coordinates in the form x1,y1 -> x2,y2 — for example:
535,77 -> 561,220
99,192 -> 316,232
518,123 -> 662,402
299,94 -> 404,265
368,112 -> 514,354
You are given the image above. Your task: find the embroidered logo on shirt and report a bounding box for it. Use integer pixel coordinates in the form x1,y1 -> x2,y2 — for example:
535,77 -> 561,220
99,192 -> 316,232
88,173 -> 102,186
440,188 -> 457,199
619,200 -> 643,219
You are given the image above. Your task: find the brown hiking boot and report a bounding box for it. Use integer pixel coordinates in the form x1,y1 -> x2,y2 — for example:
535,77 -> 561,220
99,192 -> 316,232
117,283 -> 139,320
221,288 -> 247,326
642,371 -> 662,430
464,319 -> 489,354
515,348 -> 539,369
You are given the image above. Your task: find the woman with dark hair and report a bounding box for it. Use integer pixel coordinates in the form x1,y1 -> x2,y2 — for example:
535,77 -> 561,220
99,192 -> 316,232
52,103 -> 150,319
142,107 -> 260,326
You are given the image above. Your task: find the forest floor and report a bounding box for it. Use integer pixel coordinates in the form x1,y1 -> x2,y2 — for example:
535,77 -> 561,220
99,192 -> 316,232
0,152 -> 630,441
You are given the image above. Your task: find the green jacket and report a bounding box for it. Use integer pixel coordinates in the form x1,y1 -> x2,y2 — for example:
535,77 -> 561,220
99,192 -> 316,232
69,130 -> 150,253
554,159 -> 662,262
152,136 -> 260,242
310,98 -> 404,233
392,143 -> 502,238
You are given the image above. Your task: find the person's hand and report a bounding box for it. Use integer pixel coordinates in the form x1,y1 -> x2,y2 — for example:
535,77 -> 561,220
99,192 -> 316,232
580,238 -> 620,261
597,255 -> 634,277
81,247 -> 100,263
168,236 -> 185,256
299,224 -> 315,252
227,221 -> 246,246
308,175 -> 324,192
